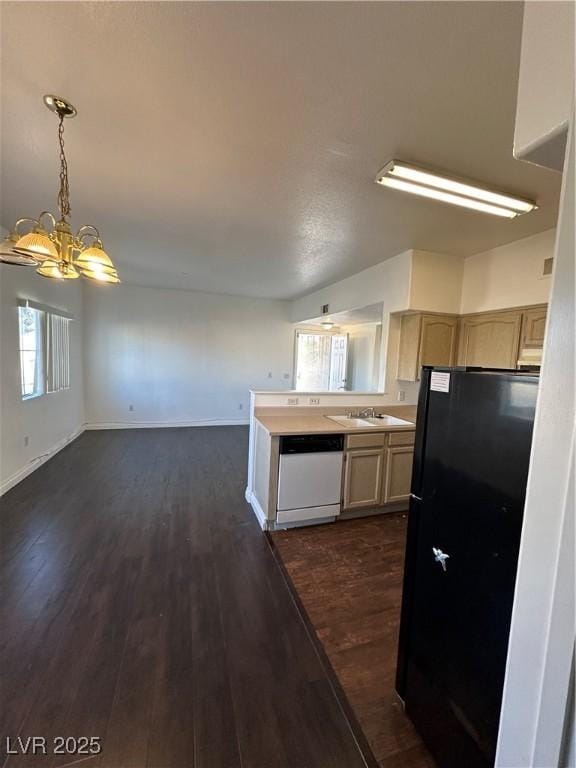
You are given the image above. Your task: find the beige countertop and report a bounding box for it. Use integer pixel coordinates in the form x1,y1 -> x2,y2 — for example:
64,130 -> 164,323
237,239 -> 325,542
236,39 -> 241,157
255,407 -> 417,436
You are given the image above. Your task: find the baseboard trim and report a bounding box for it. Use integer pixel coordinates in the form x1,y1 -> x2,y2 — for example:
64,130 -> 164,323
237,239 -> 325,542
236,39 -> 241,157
0,425 -> 85,497
247,491 -> 269,531
85,419 -> 250,430
339,502 -> 408,521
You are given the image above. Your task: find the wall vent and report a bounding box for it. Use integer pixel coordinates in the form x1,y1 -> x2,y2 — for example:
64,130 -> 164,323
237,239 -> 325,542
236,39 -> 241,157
542,257 -> 554,276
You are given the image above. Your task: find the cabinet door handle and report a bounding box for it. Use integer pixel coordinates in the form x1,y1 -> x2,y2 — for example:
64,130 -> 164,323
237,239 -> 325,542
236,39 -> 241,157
432,547 -> 450,572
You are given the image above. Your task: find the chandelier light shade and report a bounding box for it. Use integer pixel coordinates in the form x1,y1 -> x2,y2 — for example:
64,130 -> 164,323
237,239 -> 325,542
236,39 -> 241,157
75,238 -> 119,281
78,267 -> 121,284
0,231 -> 40,266
0,94 -> 120,284
36,259 -> 80,280
14,226 -> 59,260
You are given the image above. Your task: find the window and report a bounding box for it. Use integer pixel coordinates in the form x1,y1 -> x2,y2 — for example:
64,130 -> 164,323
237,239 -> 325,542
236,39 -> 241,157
18,301 -> 72,400
294,332 -> 348,391
19,306 -> 44,399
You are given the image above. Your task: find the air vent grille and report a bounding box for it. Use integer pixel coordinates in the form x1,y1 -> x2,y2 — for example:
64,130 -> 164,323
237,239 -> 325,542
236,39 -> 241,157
543,257 -> 554,276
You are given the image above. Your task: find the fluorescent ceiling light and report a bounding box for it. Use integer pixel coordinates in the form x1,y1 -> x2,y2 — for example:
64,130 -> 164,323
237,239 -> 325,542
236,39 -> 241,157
376,161 -> 537,218
378,177 -> 517,218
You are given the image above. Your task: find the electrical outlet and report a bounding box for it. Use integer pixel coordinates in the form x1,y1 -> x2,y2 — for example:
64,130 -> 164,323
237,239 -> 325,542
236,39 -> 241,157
129,404 -> 135,411
287,397 -> 299,406
397,390 -> 406,402
24,436 -> 29,447
309,397 -> 320,405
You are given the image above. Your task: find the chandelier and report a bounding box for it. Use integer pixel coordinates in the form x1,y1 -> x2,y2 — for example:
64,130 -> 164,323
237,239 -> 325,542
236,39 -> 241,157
0,95 -> 120,283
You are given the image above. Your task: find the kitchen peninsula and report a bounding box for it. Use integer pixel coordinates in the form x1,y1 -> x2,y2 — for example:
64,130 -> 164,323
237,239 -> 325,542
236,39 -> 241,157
246,392 -> 417,530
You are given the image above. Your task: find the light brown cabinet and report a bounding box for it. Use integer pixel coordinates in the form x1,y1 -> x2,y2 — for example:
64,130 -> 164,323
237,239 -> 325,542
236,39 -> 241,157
457,304 -> 547,368
397,304 -> 547,376
521,307 -> 547,346
457,311 -> 522,368
397,313 -> 459,382
342,430 -> 415,512
342,448 -> 385,509
382,445 -> 413,503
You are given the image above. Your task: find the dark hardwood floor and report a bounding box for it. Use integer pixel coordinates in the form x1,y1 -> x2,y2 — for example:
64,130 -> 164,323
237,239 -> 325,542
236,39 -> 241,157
0,427 -> 375,768
270,516 -> 436,768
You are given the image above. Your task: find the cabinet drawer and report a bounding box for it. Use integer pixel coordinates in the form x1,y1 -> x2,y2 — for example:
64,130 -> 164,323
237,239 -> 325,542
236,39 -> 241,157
388,430 -> 415,446
346,433 -> 387,449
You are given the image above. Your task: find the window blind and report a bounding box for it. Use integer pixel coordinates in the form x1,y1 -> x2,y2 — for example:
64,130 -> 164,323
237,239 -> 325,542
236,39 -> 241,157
47,313 -> 70,392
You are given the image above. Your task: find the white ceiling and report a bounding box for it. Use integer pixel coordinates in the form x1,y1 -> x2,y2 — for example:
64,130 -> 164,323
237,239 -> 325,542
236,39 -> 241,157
1,2 -> 561,300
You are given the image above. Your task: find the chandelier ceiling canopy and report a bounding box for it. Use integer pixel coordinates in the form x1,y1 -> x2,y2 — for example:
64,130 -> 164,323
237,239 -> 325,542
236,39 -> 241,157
0,95 -> 120,284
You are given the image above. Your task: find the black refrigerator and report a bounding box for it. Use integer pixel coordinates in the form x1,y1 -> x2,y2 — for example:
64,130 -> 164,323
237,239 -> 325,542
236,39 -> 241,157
396,367 -> 539,768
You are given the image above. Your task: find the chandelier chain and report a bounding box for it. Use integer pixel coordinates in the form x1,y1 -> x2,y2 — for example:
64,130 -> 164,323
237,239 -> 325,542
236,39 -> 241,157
57,114 -> 71,220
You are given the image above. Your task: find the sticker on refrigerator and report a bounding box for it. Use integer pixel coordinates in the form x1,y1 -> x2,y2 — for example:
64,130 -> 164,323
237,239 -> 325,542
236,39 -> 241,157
430,371 -> 450,393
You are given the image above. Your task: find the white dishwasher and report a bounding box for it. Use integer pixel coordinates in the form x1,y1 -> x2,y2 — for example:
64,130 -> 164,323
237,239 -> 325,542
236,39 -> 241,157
276,434 -> 344,526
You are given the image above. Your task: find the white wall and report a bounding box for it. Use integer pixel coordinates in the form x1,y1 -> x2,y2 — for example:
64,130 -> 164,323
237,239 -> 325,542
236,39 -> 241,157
344,323 -> 379,391
496,119 -> 574,768
0,264 -> 84,493
290,250 -> 413,323
409,250 -> 463,314
83,283 -> 294,427
514,0 -> 574,170
460,229 -> 554,314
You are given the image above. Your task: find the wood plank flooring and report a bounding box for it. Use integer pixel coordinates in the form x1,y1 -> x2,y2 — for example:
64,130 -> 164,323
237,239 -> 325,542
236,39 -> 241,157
0,427 -> 374,768
270,515 -> 436,768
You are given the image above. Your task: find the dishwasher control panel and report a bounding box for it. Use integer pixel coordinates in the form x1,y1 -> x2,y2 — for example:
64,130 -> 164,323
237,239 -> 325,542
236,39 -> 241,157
279,434 -> 344,454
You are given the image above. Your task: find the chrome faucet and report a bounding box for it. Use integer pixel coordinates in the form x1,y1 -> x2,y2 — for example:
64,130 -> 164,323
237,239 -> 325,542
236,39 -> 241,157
357,407 -> 375,418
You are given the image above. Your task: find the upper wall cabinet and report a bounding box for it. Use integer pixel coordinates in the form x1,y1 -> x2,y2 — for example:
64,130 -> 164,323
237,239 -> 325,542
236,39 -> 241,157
457,311 -> 523,369
457,305 -> 548,369
397,313 -> 459,382
521,306 -> 548,346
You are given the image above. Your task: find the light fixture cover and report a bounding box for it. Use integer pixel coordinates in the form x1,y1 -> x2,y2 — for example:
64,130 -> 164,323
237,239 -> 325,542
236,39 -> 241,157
14,229 -> 58,260
75,242 -> 114,270
375,160 -> 537,218
79,267 -> 120,284
37,259 -> 80,280
0,235 -> 40,266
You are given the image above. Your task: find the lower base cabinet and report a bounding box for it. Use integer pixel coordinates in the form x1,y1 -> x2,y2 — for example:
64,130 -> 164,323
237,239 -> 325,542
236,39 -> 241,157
343,448 -> 385,509
342,431 -> 415,511
383,445 -> 414,503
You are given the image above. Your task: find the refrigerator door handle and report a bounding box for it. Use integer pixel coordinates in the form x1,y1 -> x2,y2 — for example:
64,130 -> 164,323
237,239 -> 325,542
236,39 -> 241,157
432,547 -> 450,572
